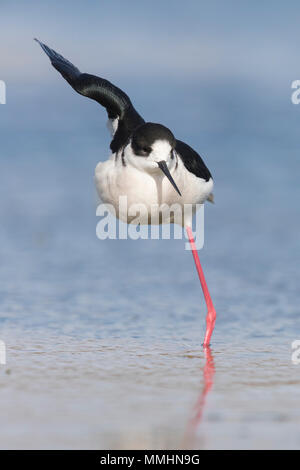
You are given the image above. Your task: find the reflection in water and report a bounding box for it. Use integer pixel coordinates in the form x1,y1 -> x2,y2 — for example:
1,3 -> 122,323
183,346 -> 215,448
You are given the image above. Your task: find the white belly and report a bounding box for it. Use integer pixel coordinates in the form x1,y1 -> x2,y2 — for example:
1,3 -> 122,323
95,154 -> 213,226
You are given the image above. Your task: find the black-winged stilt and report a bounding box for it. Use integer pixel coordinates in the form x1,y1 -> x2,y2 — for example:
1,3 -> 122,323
35,39 -> 216,346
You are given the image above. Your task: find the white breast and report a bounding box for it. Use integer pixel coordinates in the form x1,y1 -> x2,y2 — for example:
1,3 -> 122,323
95,153 -> 213,226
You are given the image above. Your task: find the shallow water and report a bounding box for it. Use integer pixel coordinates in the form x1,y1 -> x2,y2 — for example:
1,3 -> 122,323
1,332 -> 299,449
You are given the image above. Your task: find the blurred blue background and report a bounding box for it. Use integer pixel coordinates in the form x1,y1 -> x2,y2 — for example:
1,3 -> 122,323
0,0 -> 299,449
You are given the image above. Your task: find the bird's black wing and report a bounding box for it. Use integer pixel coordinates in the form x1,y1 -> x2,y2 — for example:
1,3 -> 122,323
35,39 -> 145,153
175,140 -> 212,181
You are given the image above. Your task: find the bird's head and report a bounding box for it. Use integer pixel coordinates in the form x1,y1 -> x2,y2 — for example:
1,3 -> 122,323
124,122 -> 181,196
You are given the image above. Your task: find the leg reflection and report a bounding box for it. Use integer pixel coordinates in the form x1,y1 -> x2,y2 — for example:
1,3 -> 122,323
183,346 -> 215,448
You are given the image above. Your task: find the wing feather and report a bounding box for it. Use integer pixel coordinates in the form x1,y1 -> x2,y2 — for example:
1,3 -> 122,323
175,139 -> 212,182
35,39 -> 145,152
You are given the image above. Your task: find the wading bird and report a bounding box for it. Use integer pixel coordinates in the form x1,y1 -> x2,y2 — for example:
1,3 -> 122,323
35,39 -> 216,346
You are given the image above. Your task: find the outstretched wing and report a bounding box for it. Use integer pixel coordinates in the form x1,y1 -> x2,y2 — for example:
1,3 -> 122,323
35,39 -> 145,153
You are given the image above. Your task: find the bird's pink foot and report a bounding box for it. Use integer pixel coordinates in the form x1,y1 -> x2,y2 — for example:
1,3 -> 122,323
203,307 -> 216,347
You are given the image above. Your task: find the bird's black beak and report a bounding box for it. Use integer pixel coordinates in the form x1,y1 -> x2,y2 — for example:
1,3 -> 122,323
157,161 -> 181,196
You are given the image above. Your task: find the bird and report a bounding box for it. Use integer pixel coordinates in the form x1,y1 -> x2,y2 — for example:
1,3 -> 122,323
35,39 -> 216,346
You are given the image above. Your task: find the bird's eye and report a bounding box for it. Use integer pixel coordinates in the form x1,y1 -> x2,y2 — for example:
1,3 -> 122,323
131,140 -> 151,157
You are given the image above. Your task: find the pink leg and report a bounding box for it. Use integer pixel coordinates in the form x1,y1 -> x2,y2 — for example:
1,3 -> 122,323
186,226 -> 216,347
